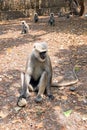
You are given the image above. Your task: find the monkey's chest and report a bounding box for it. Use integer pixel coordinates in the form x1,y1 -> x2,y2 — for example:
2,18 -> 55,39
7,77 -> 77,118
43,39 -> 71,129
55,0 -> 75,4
32,65 -> 44,80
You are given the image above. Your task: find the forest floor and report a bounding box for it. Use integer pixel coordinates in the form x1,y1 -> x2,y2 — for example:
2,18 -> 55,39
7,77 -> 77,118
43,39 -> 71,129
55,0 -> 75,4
0,16 -> 87,130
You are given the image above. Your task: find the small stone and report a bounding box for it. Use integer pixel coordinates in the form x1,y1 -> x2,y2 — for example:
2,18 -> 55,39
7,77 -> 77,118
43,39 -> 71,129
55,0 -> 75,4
73,100 -> 76,103
83,99 -> 87,105
69,86 -> 76,91
17,98 -> 27,107
14,106 -> 22,112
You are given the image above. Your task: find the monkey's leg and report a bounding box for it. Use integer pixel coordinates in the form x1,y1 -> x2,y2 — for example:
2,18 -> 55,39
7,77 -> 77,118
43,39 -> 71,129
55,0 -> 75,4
21,27 -> 25,34
21,30 -> 24,34
46,81 -> 54,100
53,20 -> 55,26
17,72 -> 28,99
24,29 -> 27,34
35,71 -> 47,103
20,72 -> 30,98
17,73 -> 29,107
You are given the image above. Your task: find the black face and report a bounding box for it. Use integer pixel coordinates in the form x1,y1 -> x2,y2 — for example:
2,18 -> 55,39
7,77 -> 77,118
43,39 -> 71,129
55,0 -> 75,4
51,14 -> 54,17
39,51 -> 46,60
22,22 -> 24,24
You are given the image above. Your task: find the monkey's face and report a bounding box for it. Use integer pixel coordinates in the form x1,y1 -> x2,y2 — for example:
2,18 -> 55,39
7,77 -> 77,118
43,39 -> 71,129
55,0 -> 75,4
21,21 -> 26,25
34,50 -> 47,62
50,13 -> 54,17
33,42 -> 48,62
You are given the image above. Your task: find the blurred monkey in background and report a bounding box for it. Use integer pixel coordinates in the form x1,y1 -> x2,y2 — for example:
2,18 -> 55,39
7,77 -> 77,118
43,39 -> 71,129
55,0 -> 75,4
21,21 -> 29,34
48,13 -> 55,26
34,13 -> 39,23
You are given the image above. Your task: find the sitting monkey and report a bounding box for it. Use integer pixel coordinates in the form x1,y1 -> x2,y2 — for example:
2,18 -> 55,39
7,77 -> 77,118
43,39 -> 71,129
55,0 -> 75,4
21,21 -> 29,34
48,13 -> 55,26
17,42 -> 54,107
34,13 -> 39,23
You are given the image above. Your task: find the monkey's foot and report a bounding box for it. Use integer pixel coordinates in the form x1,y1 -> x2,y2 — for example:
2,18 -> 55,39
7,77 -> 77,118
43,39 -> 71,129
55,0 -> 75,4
17,97 -> 27,107
35,95 -> 43,103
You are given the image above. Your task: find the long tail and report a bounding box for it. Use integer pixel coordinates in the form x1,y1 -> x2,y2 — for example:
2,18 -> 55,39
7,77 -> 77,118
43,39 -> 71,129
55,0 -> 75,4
52,67 -> 79,87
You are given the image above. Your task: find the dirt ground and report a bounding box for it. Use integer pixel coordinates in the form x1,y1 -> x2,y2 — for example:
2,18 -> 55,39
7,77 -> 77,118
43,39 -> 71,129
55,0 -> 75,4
0,16 -> 87,130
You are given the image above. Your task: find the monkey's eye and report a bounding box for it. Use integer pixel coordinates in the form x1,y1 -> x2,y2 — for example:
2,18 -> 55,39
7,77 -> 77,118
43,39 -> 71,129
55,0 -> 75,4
39,51 -> 46,59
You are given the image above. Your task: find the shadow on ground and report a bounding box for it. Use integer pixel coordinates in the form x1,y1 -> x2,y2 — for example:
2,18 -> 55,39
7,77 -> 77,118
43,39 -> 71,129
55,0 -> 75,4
0,16 -> 87,54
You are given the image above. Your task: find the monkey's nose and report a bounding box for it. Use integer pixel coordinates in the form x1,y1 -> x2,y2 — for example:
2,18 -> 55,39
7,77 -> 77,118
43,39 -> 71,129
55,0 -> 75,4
40,54 -> 45,59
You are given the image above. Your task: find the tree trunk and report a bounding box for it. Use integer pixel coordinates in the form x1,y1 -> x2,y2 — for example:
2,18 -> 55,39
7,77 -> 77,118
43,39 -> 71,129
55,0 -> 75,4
78,0 -> 85,16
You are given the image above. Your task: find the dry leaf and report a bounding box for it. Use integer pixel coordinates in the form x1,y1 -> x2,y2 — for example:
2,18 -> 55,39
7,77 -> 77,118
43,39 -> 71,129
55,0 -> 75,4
7,48 -> 12,53
14,106 -> 22,112
36,122 -> 43,129
12,119 -> 22,124
0,77 -> 2,81
59,87 -> 65,90
54,106 -> 61,111
82,115 -> 87,121
0,111 -> 9,119
61,95 -> 67,100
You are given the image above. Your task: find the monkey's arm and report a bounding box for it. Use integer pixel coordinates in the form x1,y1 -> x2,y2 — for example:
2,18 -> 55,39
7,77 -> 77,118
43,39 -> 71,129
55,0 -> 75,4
25,57 -> 31,82
25,56 -> 34,91
17,56 -> 33,107
46,72 -> 54,99
21,25 -> 25,33
21,56 -> 34,97
45,57 -> 54,99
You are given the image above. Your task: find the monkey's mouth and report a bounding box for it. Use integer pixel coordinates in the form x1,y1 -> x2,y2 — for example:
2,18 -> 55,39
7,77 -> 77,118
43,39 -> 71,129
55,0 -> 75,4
40,52 -> 46,59
40,55 -> 45,59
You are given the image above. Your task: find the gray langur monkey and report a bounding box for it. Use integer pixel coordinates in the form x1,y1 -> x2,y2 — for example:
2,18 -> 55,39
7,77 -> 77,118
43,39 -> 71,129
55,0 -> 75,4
34,13 -> 39,23
17,42 -> 54,106
17,42 -> 78,107
21,21 -> 29,34
48,13 -> 55,26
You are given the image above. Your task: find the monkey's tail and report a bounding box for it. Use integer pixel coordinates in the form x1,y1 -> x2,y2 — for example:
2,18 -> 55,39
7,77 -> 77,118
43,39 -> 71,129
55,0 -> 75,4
52,67 -> 79,87
52,79 -> 78,87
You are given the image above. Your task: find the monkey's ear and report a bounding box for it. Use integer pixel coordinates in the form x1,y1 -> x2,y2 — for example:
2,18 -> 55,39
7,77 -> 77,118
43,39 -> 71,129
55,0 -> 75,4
21,72 -> 25,88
